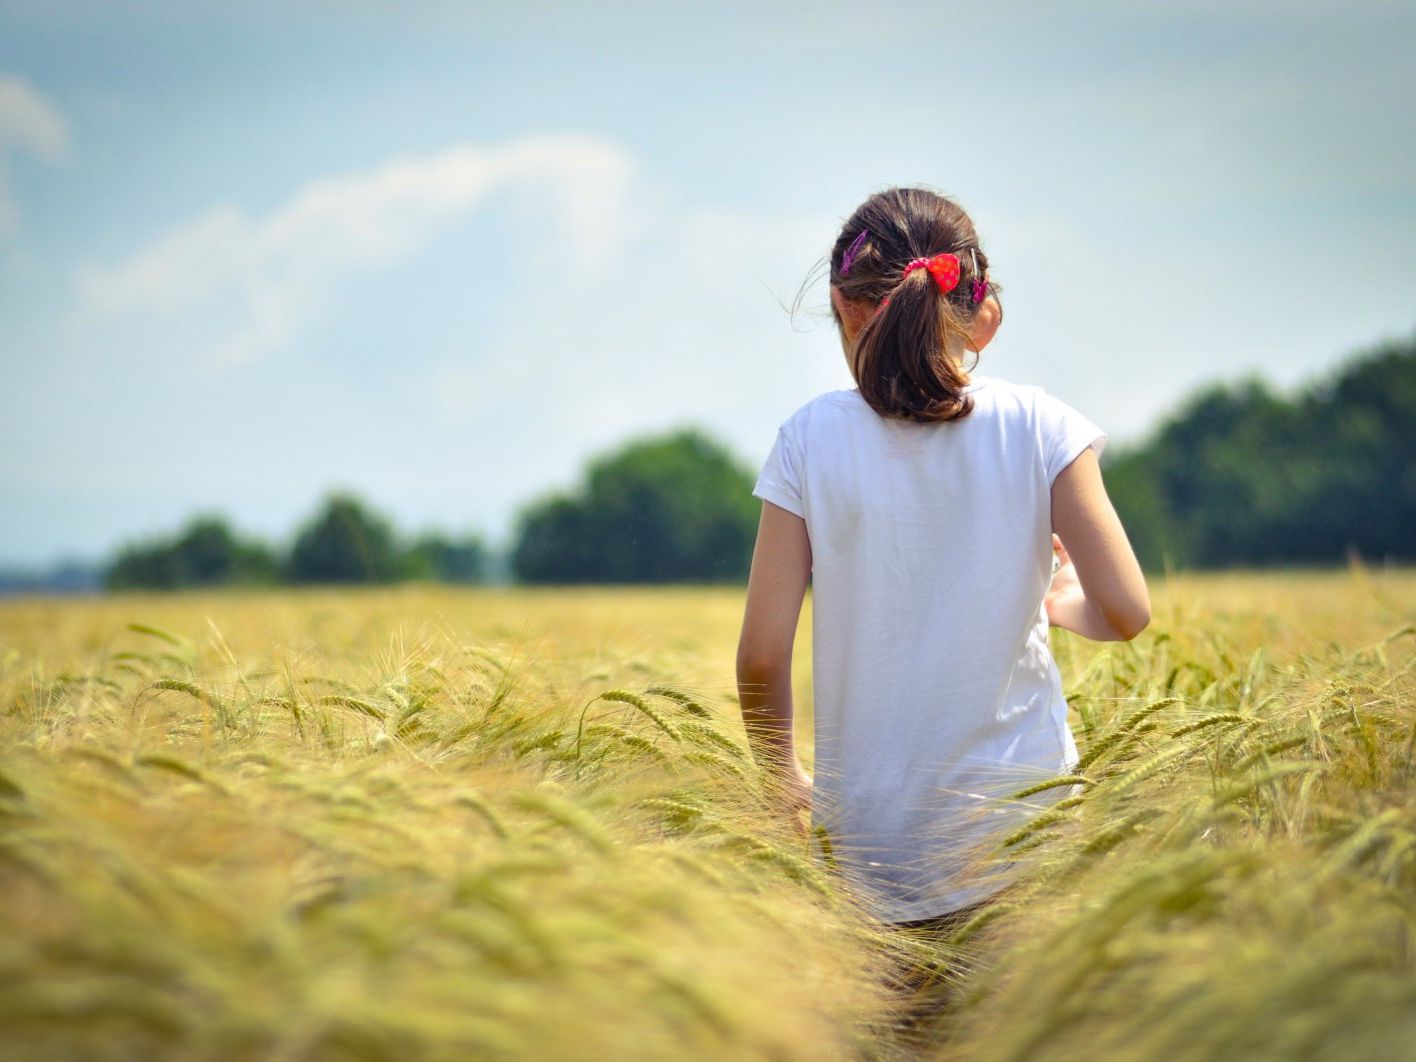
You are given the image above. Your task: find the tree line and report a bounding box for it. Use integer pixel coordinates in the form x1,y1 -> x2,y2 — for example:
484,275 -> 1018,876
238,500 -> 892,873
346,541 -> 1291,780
105,496 -> 491,590
1105,333 -> 1415,570
102,427 -> 759,590
102,333 -> 1415,589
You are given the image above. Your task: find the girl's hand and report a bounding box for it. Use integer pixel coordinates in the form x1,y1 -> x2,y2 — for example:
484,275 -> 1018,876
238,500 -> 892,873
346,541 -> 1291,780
1049,450 -> 1152,640
1047,533 -> 1081,600
1045,533 -> 1084,627
777,764 -> 814,840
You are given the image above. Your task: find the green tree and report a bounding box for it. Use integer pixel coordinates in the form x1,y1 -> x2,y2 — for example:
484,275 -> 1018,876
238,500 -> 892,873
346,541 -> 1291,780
405,532 -> 489,583
511,427 -> 759,584
286,494 -> 404,584
106,539 -> 182,590
1105,333 -> 1416,570
105,515 -> 276,590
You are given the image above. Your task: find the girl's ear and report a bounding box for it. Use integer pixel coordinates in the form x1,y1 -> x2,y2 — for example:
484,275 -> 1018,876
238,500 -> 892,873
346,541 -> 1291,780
831,286 -> 875,345
968,292 -> 1002,352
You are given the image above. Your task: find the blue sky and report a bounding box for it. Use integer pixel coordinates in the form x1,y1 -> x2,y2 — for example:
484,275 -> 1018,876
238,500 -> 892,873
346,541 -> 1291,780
2,1 -> 1413,567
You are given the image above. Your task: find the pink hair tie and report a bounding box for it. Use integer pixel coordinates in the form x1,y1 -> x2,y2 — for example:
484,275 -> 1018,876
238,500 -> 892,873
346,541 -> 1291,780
902,252 -> 961,295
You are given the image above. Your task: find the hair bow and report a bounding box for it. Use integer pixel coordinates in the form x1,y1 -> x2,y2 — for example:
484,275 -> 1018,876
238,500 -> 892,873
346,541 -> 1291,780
902,253 -> 961,295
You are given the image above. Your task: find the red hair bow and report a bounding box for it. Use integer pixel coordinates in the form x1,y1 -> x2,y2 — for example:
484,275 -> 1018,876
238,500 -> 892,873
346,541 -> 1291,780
902,253 -> 962,294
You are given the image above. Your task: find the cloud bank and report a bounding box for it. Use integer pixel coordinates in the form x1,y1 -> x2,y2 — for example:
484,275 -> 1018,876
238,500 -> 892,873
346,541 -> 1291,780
75,134 -> 638,364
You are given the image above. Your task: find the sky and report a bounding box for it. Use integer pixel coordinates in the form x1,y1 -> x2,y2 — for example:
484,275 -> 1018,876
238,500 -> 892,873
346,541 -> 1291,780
1,1 -> 1413,568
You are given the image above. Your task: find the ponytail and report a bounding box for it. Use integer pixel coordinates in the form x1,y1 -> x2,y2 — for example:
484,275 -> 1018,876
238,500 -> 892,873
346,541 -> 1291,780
827,188 -> 998,425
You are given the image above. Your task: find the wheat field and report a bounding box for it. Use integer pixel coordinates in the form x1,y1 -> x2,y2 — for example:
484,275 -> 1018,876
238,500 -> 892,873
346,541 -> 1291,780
2,569 -> 1414,1060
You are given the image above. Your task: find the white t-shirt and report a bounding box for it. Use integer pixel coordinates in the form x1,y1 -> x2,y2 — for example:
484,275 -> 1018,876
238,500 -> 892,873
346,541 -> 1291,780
751,375 -> 1106,922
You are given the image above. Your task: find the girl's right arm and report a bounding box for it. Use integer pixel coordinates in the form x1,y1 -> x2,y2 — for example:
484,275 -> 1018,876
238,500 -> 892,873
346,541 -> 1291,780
736,499 -> 814,834
1047,447 -> 1151,641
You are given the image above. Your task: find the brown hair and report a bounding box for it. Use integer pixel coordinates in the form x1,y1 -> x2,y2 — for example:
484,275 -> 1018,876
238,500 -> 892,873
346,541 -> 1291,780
827,187 -> 1000,424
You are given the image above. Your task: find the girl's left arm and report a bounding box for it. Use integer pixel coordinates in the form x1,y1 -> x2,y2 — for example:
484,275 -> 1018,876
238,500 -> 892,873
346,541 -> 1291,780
736,500 -> 813,819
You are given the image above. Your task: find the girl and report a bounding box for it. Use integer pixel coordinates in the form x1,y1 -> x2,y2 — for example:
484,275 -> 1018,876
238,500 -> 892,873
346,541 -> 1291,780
735,186 -> 1150,932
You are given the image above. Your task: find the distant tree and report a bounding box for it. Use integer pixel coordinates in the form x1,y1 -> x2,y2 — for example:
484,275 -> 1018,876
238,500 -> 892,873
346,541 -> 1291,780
1105,334 -> 1416,570
106,540 -> 182,591
105,515 -> 277,590
286,494 -> 404,584
405,532 -> 489,583
511,427 -> 759,584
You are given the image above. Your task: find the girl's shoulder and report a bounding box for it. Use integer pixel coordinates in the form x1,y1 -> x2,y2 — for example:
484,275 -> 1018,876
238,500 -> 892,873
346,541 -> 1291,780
967,375 -> 1094,421
775,387 -> 863,434
965,373 -> 1040,400
975,376 -> 1109,478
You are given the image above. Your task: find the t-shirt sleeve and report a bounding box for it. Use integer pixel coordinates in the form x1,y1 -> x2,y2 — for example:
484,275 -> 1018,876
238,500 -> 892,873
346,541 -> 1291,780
752,424 -> 805,518
1039,392 -> 1108,487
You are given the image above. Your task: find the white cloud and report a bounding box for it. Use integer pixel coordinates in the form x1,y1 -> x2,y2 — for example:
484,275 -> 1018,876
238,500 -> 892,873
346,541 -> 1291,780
419,196 -> 850,539
75,134 -> 637,363
0,74 -> 69,232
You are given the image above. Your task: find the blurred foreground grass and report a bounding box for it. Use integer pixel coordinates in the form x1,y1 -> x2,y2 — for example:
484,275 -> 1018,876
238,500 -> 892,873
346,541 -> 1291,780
1,569 -> 1414,1060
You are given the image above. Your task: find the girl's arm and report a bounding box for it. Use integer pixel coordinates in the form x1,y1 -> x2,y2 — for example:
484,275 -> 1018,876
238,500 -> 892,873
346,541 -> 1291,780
1047,447 -> 1151,641
736,499 -> 813,822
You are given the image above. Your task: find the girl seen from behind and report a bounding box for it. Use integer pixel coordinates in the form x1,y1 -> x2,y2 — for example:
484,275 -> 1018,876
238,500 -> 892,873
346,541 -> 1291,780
735,186 -> 1151,939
